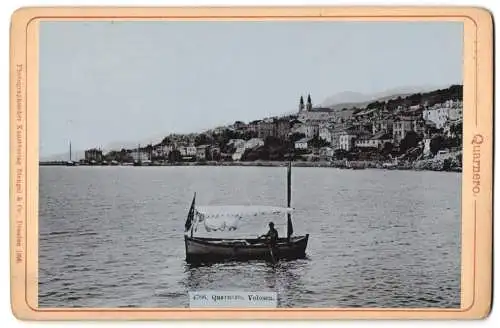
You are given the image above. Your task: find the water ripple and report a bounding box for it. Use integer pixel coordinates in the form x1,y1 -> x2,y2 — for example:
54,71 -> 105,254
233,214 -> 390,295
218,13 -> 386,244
39,167 -> 461,308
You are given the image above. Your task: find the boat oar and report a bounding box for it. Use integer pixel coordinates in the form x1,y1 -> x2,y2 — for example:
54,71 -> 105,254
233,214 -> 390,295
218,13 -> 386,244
268,244 -> 276,264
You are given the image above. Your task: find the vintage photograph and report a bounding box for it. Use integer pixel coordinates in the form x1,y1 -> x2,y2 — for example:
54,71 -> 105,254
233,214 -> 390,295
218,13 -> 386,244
38,20 -> 463,308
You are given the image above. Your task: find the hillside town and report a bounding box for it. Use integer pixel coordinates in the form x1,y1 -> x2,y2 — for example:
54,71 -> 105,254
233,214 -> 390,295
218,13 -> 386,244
57,85 -> 463,171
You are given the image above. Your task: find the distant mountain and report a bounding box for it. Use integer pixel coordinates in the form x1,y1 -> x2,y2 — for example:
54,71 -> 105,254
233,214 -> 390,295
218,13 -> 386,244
325,93 -> 414,112
320,84 -> 453,109
320,91 -> 368,107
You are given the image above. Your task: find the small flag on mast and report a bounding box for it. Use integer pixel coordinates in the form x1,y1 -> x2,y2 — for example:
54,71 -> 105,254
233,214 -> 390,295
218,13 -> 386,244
185,192 -> 196,232
286,162 -> 293,240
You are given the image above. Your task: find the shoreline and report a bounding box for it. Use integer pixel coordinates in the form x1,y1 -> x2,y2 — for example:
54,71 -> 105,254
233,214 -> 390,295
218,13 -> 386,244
39,160 -> 462,172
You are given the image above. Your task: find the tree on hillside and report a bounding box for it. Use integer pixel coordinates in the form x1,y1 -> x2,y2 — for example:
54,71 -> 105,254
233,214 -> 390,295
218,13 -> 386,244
334,149 -> 349,160
195,133 -> 212,146
264,136 -> 282,148
309,135 -> 330,148
367,100 -> 383,110
399,131 -> 421,154
161,136 -> 172,145
289,132 -> 306,143
242,146 -> 268,161
381,142 -> 394,157
450,121 -> 463,139
430,135 -> 445,156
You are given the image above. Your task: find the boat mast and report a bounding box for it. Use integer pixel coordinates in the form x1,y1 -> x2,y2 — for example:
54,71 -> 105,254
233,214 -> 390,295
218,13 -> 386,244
286,162 -> 293,241
69,141 -> 72,162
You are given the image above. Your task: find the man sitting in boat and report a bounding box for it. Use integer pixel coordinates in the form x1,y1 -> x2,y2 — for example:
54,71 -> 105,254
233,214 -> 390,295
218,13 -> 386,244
259,222 -> 279,247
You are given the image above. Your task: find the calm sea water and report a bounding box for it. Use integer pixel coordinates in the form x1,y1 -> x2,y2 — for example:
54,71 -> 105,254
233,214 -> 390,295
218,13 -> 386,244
39,166 -> 461,308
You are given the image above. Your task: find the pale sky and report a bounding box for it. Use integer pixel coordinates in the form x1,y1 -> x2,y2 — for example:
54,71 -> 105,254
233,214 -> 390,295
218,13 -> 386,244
40,21 -> 463,158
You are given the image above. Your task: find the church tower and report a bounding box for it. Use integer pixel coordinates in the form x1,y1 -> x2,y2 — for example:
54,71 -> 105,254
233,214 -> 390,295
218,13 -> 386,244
299,96 -> 305,112
306,94 -> 312,111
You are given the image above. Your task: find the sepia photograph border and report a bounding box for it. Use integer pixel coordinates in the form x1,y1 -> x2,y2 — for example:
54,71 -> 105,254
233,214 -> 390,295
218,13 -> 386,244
10,6 -> 493,320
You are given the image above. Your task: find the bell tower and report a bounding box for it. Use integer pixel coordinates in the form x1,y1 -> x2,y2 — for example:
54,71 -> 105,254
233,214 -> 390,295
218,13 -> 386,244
306,94 -> 312,111
299,96 -> 305,112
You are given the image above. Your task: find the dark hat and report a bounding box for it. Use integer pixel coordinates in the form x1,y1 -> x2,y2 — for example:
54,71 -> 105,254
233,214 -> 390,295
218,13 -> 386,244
269,222 -> 274,227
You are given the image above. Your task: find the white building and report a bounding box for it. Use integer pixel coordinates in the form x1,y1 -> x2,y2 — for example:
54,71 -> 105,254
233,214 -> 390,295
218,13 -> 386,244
232,152 -> 243,161
179,145 -> 197,157
319,126 -> 333,144
372,118 -> 394,135
355,132 -> 393,149
152,144 -> 173,158
295,123 -> 319,138
245,138 -> 264,149
449,106 -> 463,122
132,151 -> 149,162
319,146 -> 334,160
227,139 -> 246,149
422,138 -> 432,158
392,118 -> 420,142
355,137 -> 379,149
230,138 -> 264,161
423,100 -> 463,128
295,138 -> 310,150
339,132 -> 359,151
196,145 -> 210,160
423,107 -> 449,129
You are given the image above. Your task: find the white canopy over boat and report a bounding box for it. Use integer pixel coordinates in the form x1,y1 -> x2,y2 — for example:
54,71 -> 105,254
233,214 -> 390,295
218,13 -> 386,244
192,205 -> 293,232
195,205 -> 293,218
184,162 -> 295,237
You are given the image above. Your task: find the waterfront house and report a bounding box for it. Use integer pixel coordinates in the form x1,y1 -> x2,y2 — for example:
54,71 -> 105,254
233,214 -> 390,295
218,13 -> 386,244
210,146 -> 221,160
355,135 -> 378,149
295,137 -> 310,150
230,138 -> 264,161
422,137 -> 432,158
330,126 -> 352,150
131,150 -> 149,162
232,151 -> 244,161
319,146 -> 334,160
85,148 -> 103,162
196,145 -> 210,161
152,144 -> 173,159
355,132 -> 393,149
319,125 -> 333,145
178,145 -> 197,159
339,131 -> 361,151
